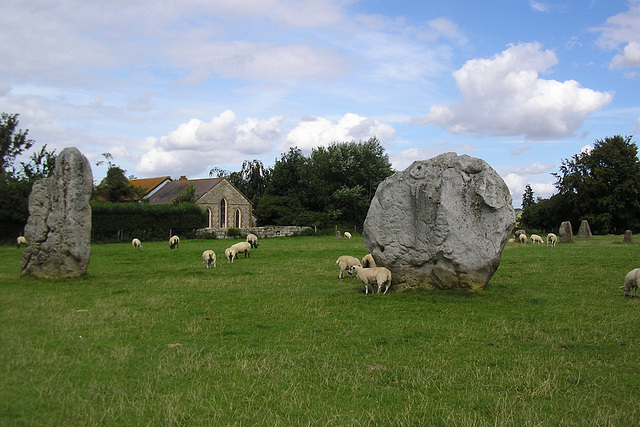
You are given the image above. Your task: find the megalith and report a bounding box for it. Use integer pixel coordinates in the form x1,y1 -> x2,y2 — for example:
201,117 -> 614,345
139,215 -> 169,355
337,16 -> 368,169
623,230 -> 633,243
363,153 -> 515,291
20,147 -> 93,278
559,221 -> 573,243
576,220 -> 592,238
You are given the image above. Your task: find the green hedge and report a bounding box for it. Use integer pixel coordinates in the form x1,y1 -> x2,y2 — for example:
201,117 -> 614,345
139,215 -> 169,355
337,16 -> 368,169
91,202 -> 208,243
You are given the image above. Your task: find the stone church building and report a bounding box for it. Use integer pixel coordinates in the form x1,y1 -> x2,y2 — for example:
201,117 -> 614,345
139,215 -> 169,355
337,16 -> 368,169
130,176 -> 256,229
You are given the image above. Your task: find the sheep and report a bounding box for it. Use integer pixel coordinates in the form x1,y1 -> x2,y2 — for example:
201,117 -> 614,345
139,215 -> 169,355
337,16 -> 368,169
16,236 -> 27,249
169,235 -> 180,249
622,268 -> 640,298
547,233 -> 557,247
344,231 -> 352,239
132,238 -> 142,249
202,250 -> 216,269
518,233 -> 527,244
348,265 -> 393,294
246,233 -> 259,249
336,255 -> 361,279
231,241 -> 251,259
530,234 -> 543,245
224,247 -> 237,263
362,253 -> 376,268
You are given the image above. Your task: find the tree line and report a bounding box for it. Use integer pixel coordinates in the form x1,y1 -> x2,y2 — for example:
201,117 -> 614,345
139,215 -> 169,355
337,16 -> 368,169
520,135 -> 640,235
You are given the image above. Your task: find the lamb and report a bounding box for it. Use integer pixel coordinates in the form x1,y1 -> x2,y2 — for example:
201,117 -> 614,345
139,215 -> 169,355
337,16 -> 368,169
518,233 -> 527,244
361,253 -> 376,268
622,268 -> 640,298
530,234 -> 543,245
547,233 -> 557,247
132,238 -> 142,249
231,241 -> 251,259
336,255 -> 361,279
16,236 -> 27,248
246,233 -> 259,249
169,235 -> 180,249
224,247 -> 237,263
344,232 -> 352,239
202,250 -> 216,269
348,265 -> 393,294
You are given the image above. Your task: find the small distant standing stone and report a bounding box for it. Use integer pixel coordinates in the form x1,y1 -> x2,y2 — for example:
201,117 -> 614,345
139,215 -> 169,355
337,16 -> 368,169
623,230 -> 633,243
559,221 -> 573,243
576,220 -> 592,238
335,230 -> 341,239
20,147 -> 93,278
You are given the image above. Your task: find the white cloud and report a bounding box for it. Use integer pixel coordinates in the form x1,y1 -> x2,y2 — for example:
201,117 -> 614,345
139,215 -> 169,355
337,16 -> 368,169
507,162 -> 555,175
419,42 -> 613,140
528,1 -> 550,13
137,110 -> 283,177
592,2 -> 640,69
282,113 -> 395,153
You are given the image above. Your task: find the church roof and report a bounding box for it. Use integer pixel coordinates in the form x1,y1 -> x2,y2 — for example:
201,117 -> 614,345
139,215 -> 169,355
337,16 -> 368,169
145,177 -> 224,205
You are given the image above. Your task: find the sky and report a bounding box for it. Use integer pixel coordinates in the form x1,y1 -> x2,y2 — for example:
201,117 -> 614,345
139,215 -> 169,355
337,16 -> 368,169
1,0 -> 639,207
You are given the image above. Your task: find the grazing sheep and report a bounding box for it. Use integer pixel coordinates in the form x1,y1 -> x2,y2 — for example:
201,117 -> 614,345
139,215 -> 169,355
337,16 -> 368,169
518,233 -> 527,244
547,233 -> 557,247
344,232 -> 352,239
362,253 -> 376,268
169,235 -> 180,249
530,234 -> 544,245
348,265 -> 393,294
202,250 -> 216,269
132,238 -> 142,249
231,241 -> 251,259
224,247 -> 237,263
16,236 -> 27,249
336,255 -> 361,279
622,268 -> 640,298
246,233 -> 259,249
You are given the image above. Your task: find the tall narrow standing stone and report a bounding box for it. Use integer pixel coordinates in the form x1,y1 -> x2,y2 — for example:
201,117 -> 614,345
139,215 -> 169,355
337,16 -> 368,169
20,147 -> 93,278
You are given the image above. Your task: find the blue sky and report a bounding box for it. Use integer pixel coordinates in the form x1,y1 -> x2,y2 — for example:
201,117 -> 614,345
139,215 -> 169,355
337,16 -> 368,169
1,0 -> 639,207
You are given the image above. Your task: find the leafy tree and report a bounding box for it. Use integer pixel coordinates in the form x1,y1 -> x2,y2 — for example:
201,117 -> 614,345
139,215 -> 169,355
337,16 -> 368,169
553,135 -> 640,234
0,113 -> 56,241
522,184 -> 535,210
227,160 -> 272,206
172,184 -> 197,205
92,153 -> 139,202
0,113 -> 34,182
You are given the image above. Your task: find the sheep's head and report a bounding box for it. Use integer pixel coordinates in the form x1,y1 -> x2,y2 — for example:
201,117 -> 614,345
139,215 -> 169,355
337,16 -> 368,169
348,265 -> 358,276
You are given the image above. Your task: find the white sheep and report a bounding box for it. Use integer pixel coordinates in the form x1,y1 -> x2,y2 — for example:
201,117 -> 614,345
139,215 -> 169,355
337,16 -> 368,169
246,233 -> 259,249
518,233 -> 527,244
224,247 -> 237,263
336,255 -> 361,279
530,234 -> 543,244
132,238 -> 142,249
547,233 -> 557,247
16,236 -> 27,248
348,265 -> 393,294
169,235 -> 180,249
361,253 -> 376,268
231,241 -> 251,259
344,232 -> 352,239
202,250 -> 216,269
622,268 -> 640,298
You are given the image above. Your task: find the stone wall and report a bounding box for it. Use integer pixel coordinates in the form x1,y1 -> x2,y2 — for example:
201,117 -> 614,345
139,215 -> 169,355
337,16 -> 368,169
196,226 -> 311,239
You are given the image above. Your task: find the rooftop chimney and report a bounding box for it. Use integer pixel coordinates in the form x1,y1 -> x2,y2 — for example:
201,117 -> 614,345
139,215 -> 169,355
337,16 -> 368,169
179,176 -> 187,181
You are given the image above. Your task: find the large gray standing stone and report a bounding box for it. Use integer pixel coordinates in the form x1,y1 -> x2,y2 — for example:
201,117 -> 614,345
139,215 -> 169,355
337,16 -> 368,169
576,220 -> 592,238
20,147 -> 93,278
363,153 -> 516,291
623,230 -> 633,243
559,221 -> 573,243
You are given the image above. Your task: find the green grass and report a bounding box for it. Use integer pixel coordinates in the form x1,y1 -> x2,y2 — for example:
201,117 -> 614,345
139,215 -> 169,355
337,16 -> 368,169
1,235 -> 639,426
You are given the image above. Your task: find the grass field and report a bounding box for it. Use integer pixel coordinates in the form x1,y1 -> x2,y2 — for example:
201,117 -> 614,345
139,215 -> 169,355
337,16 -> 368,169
1,235 -> 639,426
